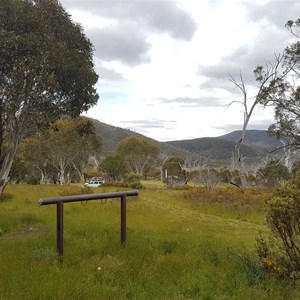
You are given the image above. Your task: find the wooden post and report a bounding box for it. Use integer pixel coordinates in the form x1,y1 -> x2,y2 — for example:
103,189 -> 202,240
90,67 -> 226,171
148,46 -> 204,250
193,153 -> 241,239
57,200 -> 64,259
120,195 -> 126,243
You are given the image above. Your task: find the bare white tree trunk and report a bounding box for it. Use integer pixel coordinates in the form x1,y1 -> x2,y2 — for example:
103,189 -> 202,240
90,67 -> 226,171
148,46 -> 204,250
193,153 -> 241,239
229,55 -> 283,186
0,136 -> 18,194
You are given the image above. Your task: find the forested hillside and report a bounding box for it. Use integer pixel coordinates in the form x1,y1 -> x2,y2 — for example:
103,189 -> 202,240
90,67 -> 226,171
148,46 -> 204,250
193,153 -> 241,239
218,130 -> 283,153
91,119 -> 282,162
91,119 -> 190,158
93,120 -> 282,160
166,137 -> 258,160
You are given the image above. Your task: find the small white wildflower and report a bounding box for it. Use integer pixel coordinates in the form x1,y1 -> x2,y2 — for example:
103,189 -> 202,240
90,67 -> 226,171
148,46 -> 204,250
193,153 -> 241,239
97,267 -> 102,271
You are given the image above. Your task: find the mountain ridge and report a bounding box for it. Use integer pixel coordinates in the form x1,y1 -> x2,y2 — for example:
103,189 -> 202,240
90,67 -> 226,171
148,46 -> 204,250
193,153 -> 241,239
91,119 -> 281,163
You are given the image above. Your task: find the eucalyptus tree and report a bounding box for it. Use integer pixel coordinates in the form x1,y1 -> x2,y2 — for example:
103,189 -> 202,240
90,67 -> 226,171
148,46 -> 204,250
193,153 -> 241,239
44,117 -> 101,185
22,136 -> 54,184
162,156 -> 186,185
268,19 -> 300,149
258,159 -> 290,186
117,136 -> 159,177
0,0 -> 99,194
99,155 -> 126,182
69,118 -> 102,183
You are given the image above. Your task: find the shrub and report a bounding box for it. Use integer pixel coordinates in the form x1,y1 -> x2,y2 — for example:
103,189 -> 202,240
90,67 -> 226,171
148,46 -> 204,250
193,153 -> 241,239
123,173 -> 144,189
123,173 -> 142,183
26,176 -> 40,185
191,169 -> 222,189
257,159 -> 290,186
257,171 -> 300,278
102,180 -> 127,187
102,174 -> 144,189
183,186 -> 271,209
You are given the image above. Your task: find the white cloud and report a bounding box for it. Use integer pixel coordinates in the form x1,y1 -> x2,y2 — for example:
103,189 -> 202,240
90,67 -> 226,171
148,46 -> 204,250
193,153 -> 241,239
61,0 -> 298,141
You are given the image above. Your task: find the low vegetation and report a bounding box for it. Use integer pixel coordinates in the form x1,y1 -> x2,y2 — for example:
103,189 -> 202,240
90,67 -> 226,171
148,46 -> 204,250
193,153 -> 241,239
1,183 -> 300,299
257,172 -> 300,278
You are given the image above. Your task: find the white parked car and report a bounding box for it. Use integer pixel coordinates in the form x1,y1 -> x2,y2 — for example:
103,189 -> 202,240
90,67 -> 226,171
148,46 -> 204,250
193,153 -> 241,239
84,177 -> 105,188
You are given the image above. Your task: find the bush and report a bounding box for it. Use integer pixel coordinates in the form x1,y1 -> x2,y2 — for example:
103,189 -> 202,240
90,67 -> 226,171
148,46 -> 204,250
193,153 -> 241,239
123,173 -> 144,189
102,174 -> 144,189
257,171 -> 300,278
26,176 -> 40,185
183,186 -> 271,209
123,173 -> 142,183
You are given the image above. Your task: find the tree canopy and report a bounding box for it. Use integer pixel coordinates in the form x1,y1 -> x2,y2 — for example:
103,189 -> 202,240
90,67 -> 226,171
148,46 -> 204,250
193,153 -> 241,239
0,0 -> 99,193
268,19 -> 300,149
117,136 -> 159,176
17,117 -> 101,184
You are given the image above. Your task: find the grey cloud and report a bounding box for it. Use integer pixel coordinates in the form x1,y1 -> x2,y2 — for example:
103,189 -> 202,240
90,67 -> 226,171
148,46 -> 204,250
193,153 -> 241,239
120,118 -> 177,135
244,1 -> 300,29
87,25 -> 151,66
200,78 -> 239,94
121,119 -> 176,129
214,117 -> 273,134
212,124 -> 242,134
198,27 -> 289,92
132,1 -> 197,41
153,96 -> 222,108
61,0 -> 197,41
198,56 -> 254,93
96,65 -> 125,81
197,0 -> 297,92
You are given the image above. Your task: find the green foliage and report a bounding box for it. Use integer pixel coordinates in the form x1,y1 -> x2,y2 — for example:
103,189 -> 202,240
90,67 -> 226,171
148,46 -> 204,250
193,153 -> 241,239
9,151 -> 30,183
117,136 -> 159,176
0,0 -> 99,194
163,156 -> 187,185
163,156 -> 184,176
123,173 -> 144,189
258,159 -> 290,186
267,19 -> 300,148
257,171 -> 300,277
18,117 -> 101,185
99,155 -> 126,181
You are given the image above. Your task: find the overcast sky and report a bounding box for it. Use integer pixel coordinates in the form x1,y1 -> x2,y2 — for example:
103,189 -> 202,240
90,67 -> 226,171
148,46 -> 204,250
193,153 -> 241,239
60,0 -> 299,141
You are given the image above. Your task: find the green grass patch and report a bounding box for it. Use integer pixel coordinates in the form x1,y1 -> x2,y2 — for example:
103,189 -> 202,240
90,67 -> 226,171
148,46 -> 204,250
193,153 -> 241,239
0,183 -> 299,299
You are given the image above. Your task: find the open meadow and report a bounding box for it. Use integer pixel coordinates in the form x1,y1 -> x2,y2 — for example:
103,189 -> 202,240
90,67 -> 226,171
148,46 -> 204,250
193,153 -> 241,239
0,182 -> 299,299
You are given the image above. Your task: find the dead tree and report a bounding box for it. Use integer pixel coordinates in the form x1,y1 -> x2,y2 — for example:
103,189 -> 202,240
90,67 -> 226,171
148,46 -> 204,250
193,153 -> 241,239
228,54 -> 284,186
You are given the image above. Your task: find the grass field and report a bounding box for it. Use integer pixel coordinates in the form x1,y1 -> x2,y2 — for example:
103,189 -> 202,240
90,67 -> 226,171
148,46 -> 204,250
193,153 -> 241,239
0,182 -> 299,299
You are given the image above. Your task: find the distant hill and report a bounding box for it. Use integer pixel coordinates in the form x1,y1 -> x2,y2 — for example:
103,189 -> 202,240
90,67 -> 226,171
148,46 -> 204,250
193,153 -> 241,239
166,130 -> 283,161
91,119 -> 190,158
165,137 -> 258,160
218,130 -> 282,153
91,119 -> 282,164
